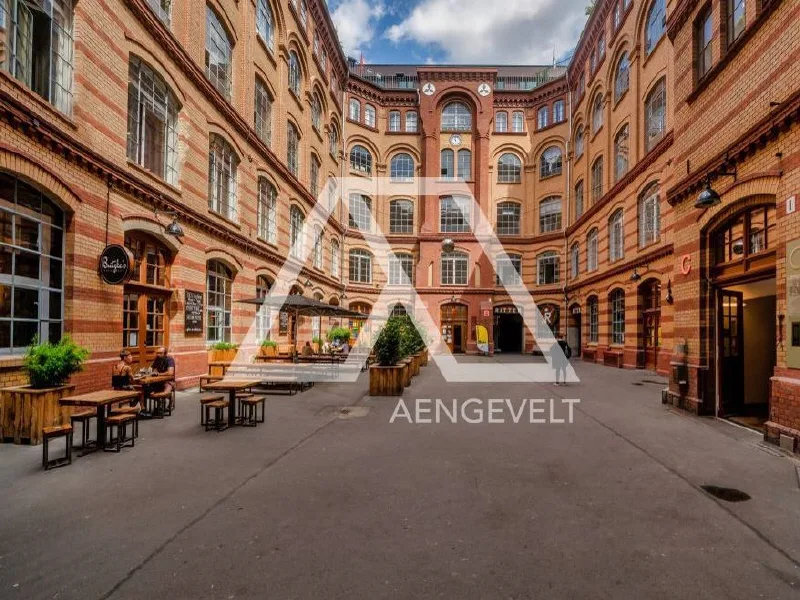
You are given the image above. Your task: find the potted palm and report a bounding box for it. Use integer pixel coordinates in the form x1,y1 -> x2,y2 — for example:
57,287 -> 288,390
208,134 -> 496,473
1,336 -> 89,445
369,318 -> 405,396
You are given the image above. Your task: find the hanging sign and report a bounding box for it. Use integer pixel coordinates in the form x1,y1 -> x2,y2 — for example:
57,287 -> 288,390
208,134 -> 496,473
98,244 -> 134,285
184,290 -> 204,335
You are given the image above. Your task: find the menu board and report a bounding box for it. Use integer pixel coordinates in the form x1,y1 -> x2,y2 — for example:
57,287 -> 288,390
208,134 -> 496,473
184,290 -> 204,335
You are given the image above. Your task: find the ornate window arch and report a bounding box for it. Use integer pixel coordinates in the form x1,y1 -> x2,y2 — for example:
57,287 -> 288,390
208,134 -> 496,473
390,152 -> 415,182
539,146 -> 563,179
498,153 -> 522,183
639,182 -> 661,247
614,124 -> 629,182
645,0 -> 666,55
645,78 -> 667,152
209,133 -> 239,221
288,50 -> 302,95
441,101 -> 472,131
614,52 -> 630,101
349,145 -> 372,174
592,93 -> 604,132
609,208 -> 625,262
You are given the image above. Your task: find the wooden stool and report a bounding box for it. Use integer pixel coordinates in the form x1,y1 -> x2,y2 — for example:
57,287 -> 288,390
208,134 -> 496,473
148,391 -> 172,418
104,413 -> 137,452
239,396 -> 266,427
69,409 -> 96,456
199,395 -> 224,426
204,400 -> 229,432
42,425 -> 73,470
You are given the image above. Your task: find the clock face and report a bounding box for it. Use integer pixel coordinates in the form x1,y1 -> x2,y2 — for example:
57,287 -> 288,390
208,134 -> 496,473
422,82 -> 436,96
478,83 -> 492,96
450,134 -> 462,147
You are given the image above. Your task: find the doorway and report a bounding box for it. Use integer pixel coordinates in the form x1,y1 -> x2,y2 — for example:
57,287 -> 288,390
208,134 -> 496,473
639,279 -> 661,371
494,306 -> 523,353
441,303 -> 467,353
567,305 -> 581,357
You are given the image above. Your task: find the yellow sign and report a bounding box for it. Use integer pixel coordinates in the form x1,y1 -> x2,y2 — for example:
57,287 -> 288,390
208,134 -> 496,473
476,325 -> 489,353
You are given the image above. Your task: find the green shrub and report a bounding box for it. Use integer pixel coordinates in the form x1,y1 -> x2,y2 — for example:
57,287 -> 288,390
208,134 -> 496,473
210,341 -> 238,351
373,319 -> 401,366
327,327 -> 351,344
23,336 -> 90,389
260,340 -> 278,348
312,336 -> 322,344
394,314 -> 425,358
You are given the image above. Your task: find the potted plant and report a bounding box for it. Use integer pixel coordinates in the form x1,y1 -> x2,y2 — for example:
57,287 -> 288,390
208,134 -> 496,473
259,339 -> 278,357
208,341 -> 238,363
369,319 -> 405,396
312,336 -> 323,354
327,326 -> 352,346
1,336 -> 89,445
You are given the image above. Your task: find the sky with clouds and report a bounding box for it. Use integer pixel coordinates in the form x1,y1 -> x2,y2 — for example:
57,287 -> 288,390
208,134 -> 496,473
329,0 -> 589,65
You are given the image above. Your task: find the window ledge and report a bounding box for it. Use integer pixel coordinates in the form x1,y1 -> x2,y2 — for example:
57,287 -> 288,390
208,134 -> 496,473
126,160 -> 182,196
208,209 -> 241,229
494,131 -> 528,136
0,356 -> 26,369
539,172 -> 563,181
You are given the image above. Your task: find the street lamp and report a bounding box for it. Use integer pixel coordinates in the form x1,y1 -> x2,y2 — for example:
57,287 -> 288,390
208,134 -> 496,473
695,163 -> 737,209
155,210 -> 184,238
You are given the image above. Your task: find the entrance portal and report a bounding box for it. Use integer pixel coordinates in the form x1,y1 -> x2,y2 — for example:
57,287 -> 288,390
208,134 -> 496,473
441,303 -> 468,354
494,306 -> 523,353
638,279 -> 661,371
567,305 -> 581,357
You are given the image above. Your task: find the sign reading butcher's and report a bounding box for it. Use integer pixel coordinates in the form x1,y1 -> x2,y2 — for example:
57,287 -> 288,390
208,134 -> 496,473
98,244 -> 134,285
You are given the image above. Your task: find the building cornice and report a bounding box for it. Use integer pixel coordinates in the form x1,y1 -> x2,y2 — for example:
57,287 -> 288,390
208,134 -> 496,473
568,0 -> 614,81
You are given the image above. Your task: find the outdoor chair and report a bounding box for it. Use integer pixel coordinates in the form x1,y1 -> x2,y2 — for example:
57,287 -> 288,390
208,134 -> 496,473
42,424 -> 73,470
199,395 -> 224,427
148,390 -> 172,418
204,400 -> 229,432
69,409 -> 97,456
239,395 -> 266,427
104,413 -> 137,452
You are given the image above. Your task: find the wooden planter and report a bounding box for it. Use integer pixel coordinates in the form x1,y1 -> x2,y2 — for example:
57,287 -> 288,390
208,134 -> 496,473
410,353 -> 421,377
399,358 -> 412,387
259,345 -> 278,357
369,365 -> 405,396
209,348 -> 238,363
1,384 -> 75,445
420,349 -> 429,366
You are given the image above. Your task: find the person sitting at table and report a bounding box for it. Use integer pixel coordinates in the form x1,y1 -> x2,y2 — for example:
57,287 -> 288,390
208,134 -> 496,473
151,347 -> 175,393
340,339 -> 350,355
111,349 -> 142,412
301,341 -> 313,357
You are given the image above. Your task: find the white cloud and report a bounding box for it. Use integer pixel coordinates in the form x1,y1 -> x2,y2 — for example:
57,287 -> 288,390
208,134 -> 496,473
331,0 -> 386,58
384,0 -> 587,64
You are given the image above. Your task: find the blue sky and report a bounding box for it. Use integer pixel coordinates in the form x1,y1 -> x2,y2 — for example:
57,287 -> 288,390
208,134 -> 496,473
328,0 -> 589,65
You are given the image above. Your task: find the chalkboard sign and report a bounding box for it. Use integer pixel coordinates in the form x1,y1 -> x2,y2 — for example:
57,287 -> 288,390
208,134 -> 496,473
99,244 -> 134,285
185,290 -> 204,335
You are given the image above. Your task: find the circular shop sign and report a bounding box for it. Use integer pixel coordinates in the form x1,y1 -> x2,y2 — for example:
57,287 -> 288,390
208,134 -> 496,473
99,244 -> 135,285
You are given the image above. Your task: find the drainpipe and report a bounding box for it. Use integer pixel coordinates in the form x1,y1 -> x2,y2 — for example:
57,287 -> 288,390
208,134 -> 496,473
562,65 -> 573,340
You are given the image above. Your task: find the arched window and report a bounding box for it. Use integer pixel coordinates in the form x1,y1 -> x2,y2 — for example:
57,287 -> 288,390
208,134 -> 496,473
389,253 -> 414,285
299,0 -> 308,27
457,149 -> 472,180
575,126 -> 585,158
570,242 -> 580,278
309,154 -> 320,198
254,78 -> 273,146
496,254 -> 522,286
587,229 -> 599,272
498,153 -> 522,183
539,146 -> 563,179
256,0 -> 275,51
206,5 -> 233,99
405,111 -> 418,132
364,105 -> 376,128
539,197 -> 562,233
328,124 -> 339,157
727,0 -> 746,45
289,205 -> 305,259
255,275 -> 272,341
390,303 -> 408,317
348,193 -> 372,231
128,56 -> 180,185
330,238 -> 340,278
209,133 -> 239,221
441,101 -> 472,131
645,0 -> 666,55
441,251 -> 469,285
206,260 -> 233,343
389,199 -> 414,234
440,196 -> 471,233
537,106 -> 549,129
388,110 -> 401,132
645,79 -> 667,152
311,93 -> 322,130
440,148 -> 454,179
496,111 -> 508,132
614,52 -> 629,101
575,180 -> 585,219
713,205 -> 776,265
288,51 -> 301,95
348,98 -> 361,121
349,145 -> 372,174
286,122 -> 300,176
587,296 -> 599,343
537,251 -> 560,285
614,124 -> 629,181
609,289 -> 625,344
313,225 -> 323,269
496,202 -> 521,235
591,156 -> 604,201
609,208 -> 624,262
592,93 -> 604,132
639,183 -> 661,247
512,110 -> 526,132
257,177 -> 277,243
390,153 -> 414,182
349,249 -> 372,283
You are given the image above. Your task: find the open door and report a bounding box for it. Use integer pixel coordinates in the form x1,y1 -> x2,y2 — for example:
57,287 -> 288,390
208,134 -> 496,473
718,290 -> 744,416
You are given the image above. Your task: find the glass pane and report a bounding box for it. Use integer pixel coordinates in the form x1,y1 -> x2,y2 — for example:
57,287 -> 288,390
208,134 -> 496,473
13,320 -> 38,348
14,288 -> 38,318
49,322 -> 62,344
15,251 -> 39,279
49,291 -> 61,319
0,321 -> 10,348
48,258 -> 63,289
15,184 -> 41,215
0,285 -> 10,317
0,210 -> 12,244
0,247 -> 12,275
48,225 -> 63,258
16,217 -> 39,250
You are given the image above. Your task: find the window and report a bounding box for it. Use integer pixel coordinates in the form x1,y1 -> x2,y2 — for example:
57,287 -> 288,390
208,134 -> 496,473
591,157 -> 604,202
440,149 -> 454,179
5,0 -> 74,114
498,153 -> 522,183
311,93 -> 322,131
208,134 -> 238,220
309,155 -> 320,198
349,98 -> 361,121
713,205 -> 776,264
313,226 -> 323,269
575,181 -> 585,219
289,205 -> 305,259
389,253 -> 414,285
645,79 -> 666,152
255,275 -> 272,341
286,122 -> 300,176
727,0 -> 746,46
256,0 -> 274,51
349,249 -> 372,283
552,102 -> 564,123
645,0 -> 666,55
388,110 -> 401,132
326,177 -> 337,212
127,56 -> 180,186
609,209 -> 624,262
389,200 -> 414,234
405,111 -> 418,132
613,0 -> 622,29
206,6 -> 233,99
597,35 -> 605,60
331,239 -> 340,278
0,173 -> 64,352
496,111 -> 508,133
257,177 -> 277,243
364,105 -> 376,128
440,196 -> 470,233
254,78 -> 273,146
697,9 -> 713,79
348,193 -> 372,231
328,124 -> 339,157
349,145 -> 372,174
539,197 -> 562,233
299,0 -> 307,27
592,93 -> 604,132
312,31 -> 319,57
390,153 -> 414,182
614,52 -> 629,101
441,102 -> 472,131
537,106 -> 549,129
512,111 -> 525,132
496,202 -> 521,235
610,289 -> 625,344
147,0 -> 171,26
576,73 -> 585,99
539,147 -> 562,179
587,229 -> 598,272
288,51 -> 301,95
457,149 -> 472,180
614,124 -> 629,182
587,296 -> 599,343
537,252 -> 560,285
570,243 -> 580,278
496,254 -> 522,286
639,183 -> 661,247
206,260 -> 232,343
390,303 -> 408,317
575,126 -> 585,158
441,252 -> 468,286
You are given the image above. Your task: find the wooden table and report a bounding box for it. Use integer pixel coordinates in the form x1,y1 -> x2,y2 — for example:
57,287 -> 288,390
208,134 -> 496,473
201,379 -> 263,427
208,361 -> 233,378
133,374 -> 174,415
59,389 -> 140,450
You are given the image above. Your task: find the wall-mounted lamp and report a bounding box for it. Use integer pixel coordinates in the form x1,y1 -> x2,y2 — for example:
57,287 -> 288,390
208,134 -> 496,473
665,279 -> 674,305
442,238 -> 455,253
630,267 -> 642,282
695,163 -> 738,209
303,279 -> 312,287
155,210 -> 184,238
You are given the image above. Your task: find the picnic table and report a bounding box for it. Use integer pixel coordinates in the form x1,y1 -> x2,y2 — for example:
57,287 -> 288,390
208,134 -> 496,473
201,379 -> 263,427
59,389 -> 140,451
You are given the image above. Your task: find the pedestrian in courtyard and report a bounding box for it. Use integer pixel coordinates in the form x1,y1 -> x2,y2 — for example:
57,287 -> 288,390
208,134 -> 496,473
550,338 -> 568,386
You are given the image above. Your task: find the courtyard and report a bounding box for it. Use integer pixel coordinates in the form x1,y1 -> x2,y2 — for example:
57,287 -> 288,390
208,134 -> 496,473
1,359 -> 799,599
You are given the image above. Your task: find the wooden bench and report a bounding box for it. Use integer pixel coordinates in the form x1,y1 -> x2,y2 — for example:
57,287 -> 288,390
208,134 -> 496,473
204,400 -> 230,432
104,413 -> 137,452
42,424 -> 73,470
199,395 -> 224,427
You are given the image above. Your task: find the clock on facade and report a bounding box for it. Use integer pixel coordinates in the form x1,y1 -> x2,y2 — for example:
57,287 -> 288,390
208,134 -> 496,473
450,134 -> 462,146
477,83 -> 491,96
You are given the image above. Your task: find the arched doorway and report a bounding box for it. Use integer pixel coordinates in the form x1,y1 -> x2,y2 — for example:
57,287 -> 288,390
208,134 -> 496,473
349,302 -> 371,345
567,303 -> 582,357
441,303 -> 467,353
494,305 -> 523,353
638,279 -> 661,371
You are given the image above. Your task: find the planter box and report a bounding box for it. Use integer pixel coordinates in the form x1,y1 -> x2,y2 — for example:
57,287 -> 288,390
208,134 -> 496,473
369,365 -> 405,396
399,358 -> 412,388
420,349 -> 429,366
1,384 -> 75,445
259,345 -> 278,357
209,348 -> 238,363
410,353 -> 421,377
